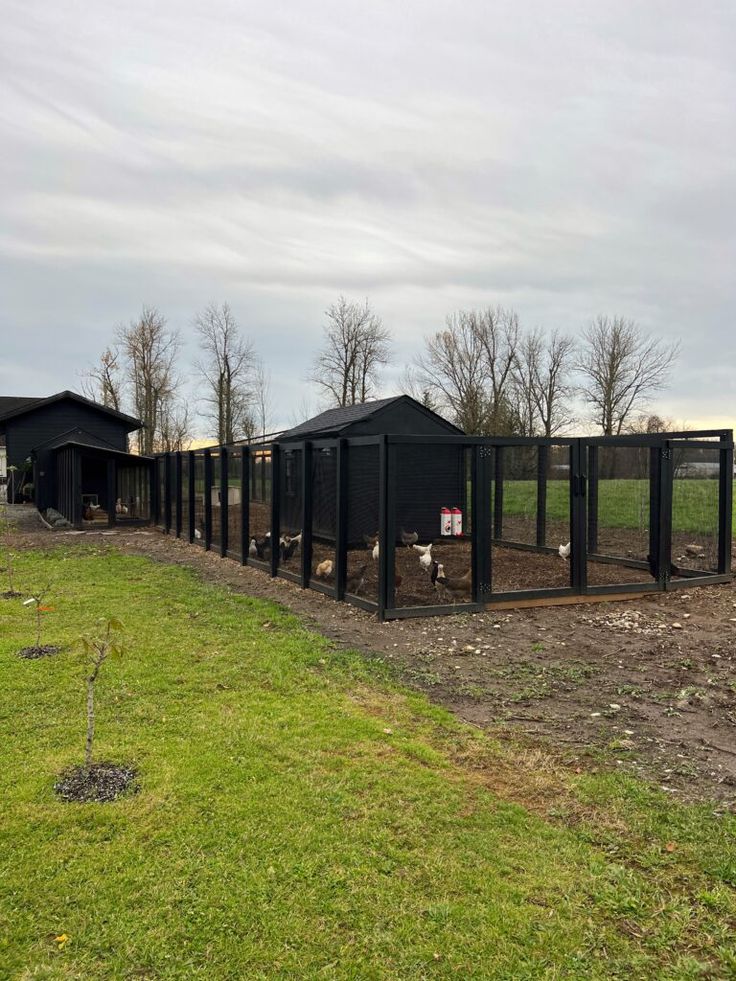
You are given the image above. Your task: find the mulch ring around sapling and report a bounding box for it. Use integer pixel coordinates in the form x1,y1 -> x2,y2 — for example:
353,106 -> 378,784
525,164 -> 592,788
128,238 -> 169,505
2,590 -> 22,599
54,762 -> 139,803
17,644 -> 61,659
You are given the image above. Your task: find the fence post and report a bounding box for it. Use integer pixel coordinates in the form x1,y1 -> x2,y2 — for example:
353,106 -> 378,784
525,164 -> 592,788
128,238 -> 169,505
536,444 -> 548,547
188,451 -> 195,542
571,440 -> 587,594
659,445 -> 673,588
718,437 -> 733,575
270,444 -> 280,578
493,446 -> 504,539
220,447 -> 228,558
377,436 -> 389,620
241,446 -> 249,565
164,453 -> 172,534
174,452 -> 182,537
473,445 -> 491,603
203,449 -> 213,550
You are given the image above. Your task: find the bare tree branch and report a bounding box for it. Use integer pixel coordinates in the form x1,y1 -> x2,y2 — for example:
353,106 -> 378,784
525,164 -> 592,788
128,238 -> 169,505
195,302 -> 255,444
576,316 -> 679,435
310,297 -> 390,406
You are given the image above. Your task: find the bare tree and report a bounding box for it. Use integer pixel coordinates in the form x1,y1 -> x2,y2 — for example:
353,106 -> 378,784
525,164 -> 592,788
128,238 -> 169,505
310,297 -> 390,407
156,398 -> 192,452
513,329 -> 576,437
576,316 -> 679,436
252,357 -> 273,439
411,307 -> 522,435
116,307 -> 181,455
195,303 -> 255,444
80,347 -> 124,411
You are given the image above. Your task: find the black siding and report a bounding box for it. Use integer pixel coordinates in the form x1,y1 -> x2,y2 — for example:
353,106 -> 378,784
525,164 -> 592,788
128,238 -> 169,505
5,399 -> 131,509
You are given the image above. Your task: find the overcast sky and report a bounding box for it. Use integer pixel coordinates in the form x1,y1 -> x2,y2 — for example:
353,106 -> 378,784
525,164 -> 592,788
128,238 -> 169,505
1,0 -> 734,434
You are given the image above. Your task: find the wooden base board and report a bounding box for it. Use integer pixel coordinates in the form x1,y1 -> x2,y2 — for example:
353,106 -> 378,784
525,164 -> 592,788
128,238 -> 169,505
485,591 -> 657,611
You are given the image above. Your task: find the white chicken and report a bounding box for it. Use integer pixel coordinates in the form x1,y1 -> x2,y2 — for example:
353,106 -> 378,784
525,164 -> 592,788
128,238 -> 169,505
558,541 -> 571,560
413,542 -> 433,571
372,540 -> 380,561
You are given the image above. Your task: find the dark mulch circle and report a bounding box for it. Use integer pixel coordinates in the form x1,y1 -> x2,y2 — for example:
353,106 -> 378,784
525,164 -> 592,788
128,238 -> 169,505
54,762 -> 139,803
1,590 -> 22,599
17,645 -> 61,659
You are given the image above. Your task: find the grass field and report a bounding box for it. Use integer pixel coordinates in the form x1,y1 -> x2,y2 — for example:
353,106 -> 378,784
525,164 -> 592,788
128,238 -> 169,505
2,546 -> 735,978
496,479 -> 723,536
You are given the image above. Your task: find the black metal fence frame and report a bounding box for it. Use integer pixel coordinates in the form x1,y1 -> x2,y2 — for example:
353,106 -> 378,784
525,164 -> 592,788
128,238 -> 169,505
154,429 -> 733,620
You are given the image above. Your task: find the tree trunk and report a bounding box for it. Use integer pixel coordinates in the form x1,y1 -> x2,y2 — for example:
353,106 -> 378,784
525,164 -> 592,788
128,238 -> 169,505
85,675 -> 95,768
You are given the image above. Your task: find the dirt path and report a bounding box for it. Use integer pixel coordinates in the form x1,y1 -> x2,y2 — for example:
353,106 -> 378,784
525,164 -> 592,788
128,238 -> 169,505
12,522 -> 736,806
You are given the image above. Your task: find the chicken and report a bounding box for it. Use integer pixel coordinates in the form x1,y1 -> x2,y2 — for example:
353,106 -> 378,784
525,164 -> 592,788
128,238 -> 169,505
250,536 -> 271,560
315,558 -> 334,579
558,541 -> 571,561
194,528 -> 202,540
363,532 -> 379,549
280,536 -> 300,562
400,528 -> 418,548
436,564 -> 472,600
346,562 -> 368,596
413,542 -> 433,570
372,540 -> 380,561
115,498 -> 128,515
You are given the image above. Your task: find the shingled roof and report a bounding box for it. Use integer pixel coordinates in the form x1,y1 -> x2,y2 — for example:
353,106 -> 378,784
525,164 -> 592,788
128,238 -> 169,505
279,395 -> 462,440
0,390 -> 142,429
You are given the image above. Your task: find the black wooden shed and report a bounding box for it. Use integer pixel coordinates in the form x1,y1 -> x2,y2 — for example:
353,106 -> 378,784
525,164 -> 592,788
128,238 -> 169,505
277,396 -> 464,545
0,390 -> 150,525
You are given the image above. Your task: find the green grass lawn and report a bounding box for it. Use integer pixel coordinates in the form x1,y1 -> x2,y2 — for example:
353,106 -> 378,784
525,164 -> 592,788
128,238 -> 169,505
1,546 -> 735,978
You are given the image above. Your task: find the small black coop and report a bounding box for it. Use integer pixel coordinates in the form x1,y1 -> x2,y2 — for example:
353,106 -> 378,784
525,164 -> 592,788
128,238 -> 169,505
277,396 -> 464,546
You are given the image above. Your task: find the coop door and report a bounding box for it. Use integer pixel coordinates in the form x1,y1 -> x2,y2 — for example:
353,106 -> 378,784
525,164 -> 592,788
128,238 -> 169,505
489,442 -> 577,598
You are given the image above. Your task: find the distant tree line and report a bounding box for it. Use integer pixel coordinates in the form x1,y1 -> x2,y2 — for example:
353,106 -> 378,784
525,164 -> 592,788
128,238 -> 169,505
81,297 -> 679,449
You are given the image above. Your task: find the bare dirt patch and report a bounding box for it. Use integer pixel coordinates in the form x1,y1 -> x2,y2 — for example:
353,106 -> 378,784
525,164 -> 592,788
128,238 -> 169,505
12,522 -> 736,806
17,644 -> 60,660
54,762 -> 139,803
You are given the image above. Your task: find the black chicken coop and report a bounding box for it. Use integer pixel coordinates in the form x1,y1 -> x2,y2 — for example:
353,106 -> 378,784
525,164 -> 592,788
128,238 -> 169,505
153,400 -> 733,622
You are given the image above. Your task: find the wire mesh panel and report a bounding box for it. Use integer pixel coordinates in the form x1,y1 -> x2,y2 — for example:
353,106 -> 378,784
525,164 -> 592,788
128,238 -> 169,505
169,457 -> 178,534
156,457 -> 166,528
209,453 -> 222,551
346,443 -> 379,606
587,443 -> 655,587
248,448 -> 272,563
491,444 -> 574,594
193,452 -> 205,544
180,454 -> 190,536
390,442 -> 474,610
278,448 -> 303,574
116,466 -> 151,522
309,444 -> 337,589
670,443 -> 721,577
227,449 -> 242,559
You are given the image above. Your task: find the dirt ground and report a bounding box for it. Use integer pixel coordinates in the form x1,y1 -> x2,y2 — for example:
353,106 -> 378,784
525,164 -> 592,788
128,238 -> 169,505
9,514 -> 736,808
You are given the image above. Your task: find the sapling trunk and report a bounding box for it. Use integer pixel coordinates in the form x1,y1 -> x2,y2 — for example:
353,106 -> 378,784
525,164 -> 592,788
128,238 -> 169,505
85,651 -> 105,768
36,603 -> 42,649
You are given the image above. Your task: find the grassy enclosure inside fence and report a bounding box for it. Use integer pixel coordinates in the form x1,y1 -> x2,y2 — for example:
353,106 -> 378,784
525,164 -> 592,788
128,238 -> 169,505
495,478 -> 724,535
2,545 -> 736,978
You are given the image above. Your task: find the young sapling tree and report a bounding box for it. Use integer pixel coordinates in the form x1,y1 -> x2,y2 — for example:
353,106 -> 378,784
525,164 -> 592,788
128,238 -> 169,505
18,585 -> 59,658
81,618 -> 124,768
55,618 -> 136,803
